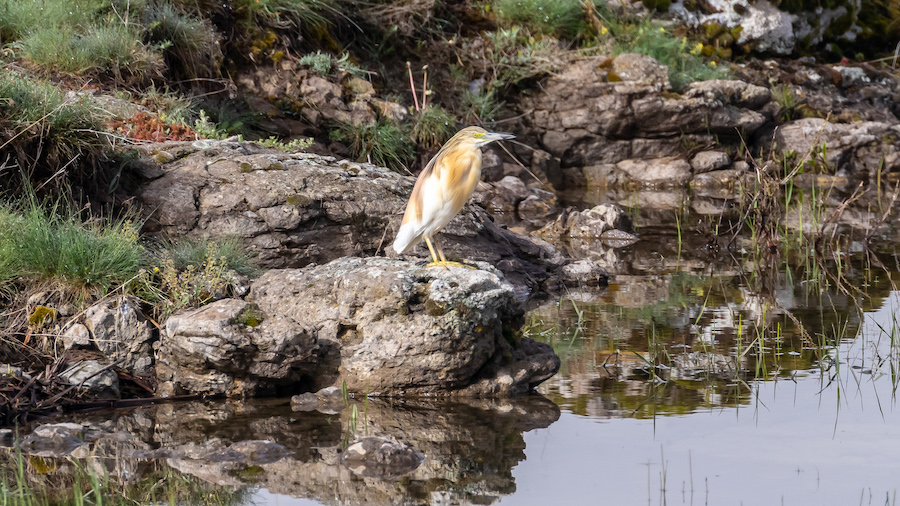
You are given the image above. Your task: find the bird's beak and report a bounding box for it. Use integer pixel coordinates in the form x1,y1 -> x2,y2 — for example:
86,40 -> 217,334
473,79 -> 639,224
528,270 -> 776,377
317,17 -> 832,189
484,131 -> 515,142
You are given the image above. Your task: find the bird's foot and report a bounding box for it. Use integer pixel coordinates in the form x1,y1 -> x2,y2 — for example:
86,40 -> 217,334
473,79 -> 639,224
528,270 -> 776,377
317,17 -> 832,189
426,260 -> 476,270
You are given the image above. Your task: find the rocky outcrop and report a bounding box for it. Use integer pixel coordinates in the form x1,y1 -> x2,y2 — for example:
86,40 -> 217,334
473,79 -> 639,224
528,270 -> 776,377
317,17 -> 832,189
156,298 -> 319,397
133,140 -> 566,295
518,54 -> 771,188
249,257 -> 560,396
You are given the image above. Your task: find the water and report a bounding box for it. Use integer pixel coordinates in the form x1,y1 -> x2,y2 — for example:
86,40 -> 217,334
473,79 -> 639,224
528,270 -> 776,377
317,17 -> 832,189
6,186 -> 900,505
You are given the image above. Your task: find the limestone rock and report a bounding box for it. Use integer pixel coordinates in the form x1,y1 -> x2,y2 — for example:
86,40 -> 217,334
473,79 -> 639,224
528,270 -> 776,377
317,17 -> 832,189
134,142 -> 566,296
250,257 -> 559,396
157,298 -> 318,397
84,296 -> 155,376
691,151 -> 732,174
58,360 -> 120,398
616,157 -> 693,186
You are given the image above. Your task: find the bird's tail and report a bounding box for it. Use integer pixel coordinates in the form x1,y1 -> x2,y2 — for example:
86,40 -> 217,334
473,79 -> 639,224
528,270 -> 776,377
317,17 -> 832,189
392,222 -> 422,254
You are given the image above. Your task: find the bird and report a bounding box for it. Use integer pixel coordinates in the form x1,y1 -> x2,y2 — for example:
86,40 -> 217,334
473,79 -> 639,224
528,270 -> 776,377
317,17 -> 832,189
392,126 -> 515,268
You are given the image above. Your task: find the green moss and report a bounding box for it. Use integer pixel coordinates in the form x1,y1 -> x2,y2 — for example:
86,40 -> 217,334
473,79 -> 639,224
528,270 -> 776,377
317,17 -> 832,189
235,304 -> 264,327
28,306 -> 57,327
286,195 -> 313,207
240,162 -> 254,173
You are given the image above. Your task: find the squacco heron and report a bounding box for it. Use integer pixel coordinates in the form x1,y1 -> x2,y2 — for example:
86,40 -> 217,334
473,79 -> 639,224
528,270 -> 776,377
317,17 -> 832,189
392,126 -> 515,268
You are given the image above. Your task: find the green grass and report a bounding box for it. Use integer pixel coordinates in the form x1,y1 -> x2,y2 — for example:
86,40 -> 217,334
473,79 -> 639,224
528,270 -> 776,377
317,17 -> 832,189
232,0 -> 337,29
329,119 -> 414,172
409,105 -> 455,151
493,0 -> 590,39
0,196 -> 144,296
144,2 -> 223,81
156,236 -> 258,277
598,9 -> 729,89
0,71 -> 106,186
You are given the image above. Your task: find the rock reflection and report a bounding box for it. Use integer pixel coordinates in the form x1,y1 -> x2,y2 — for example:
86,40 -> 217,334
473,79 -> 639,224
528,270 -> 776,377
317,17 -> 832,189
3,395 -> 559,505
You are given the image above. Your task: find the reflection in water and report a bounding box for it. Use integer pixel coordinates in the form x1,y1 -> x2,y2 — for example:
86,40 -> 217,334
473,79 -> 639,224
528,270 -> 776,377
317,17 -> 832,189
4,395 -> 558,505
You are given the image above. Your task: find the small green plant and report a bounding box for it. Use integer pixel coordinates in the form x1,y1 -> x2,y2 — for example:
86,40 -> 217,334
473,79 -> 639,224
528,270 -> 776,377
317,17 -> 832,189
299,51 -> 370,78
330,119 -> 414,172
493,0 -> 590,39
299,50 -> 334,75
409,105 -> 455,151
595,8 -> 729,89
255,136 -> 314,152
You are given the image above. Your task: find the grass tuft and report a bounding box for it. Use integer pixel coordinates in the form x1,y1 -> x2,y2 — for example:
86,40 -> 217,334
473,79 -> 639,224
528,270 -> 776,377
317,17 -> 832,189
409,105 -> 456,151
0,195 -> 144,297
329,119 -> 414,172
493,0 -> 589,40
0,71 -> 107,188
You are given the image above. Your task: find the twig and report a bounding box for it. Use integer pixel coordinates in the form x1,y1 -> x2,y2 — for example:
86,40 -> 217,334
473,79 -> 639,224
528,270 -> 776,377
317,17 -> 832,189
406,62 -> 420,111
421,65 -> 428,109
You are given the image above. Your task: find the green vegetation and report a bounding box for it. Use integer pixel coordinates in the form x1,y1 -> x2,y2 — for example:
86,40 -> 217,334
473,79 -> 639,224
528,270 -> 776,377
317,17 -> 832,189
409,105 -> 456,150
0,71 -> 106,187
0,196 -> 143,296
330,119 -> 414,172
597,11 -> 729,89
493,0 -> 590,39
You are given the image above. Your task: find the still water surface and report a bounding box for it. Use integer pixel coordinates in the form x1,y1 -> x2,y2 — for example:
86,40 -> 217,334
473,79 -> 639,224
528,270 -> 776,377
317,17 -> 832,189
9,185 -> 900,505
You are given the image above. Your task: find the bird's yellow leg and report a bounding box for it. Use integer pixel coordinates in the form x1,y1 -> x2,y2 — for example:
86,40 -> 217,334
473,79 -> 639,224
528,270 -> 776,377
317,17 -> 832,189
427,235 -> 476,269
423,236 -> 441,264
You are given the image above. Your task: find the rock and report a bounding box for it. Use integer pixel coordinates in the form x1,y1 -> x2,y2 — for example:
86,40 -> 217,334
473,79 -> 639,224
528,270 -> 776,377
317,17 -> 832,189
61,323 -> 92,349
482,176 -> 558,228
250,257 -> 559,396
0,364 -> 31,381
611,53 -> 671,91
535,205 -> 636,270
690,168 -> 753,189
84,296 -> 155,376
0,429 -> 11,447
773,119 -> 900,178
691,150 -> 732,174
340,437 -> 424,478
229,440 -> 290,464
134,143 -> 566,296
157,299 -> 318,397
291,385 -> 346,413
58,360 -> 120,398
616,157 -> 693,186
21,423 -> 86,457
520,57 -> 768,172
